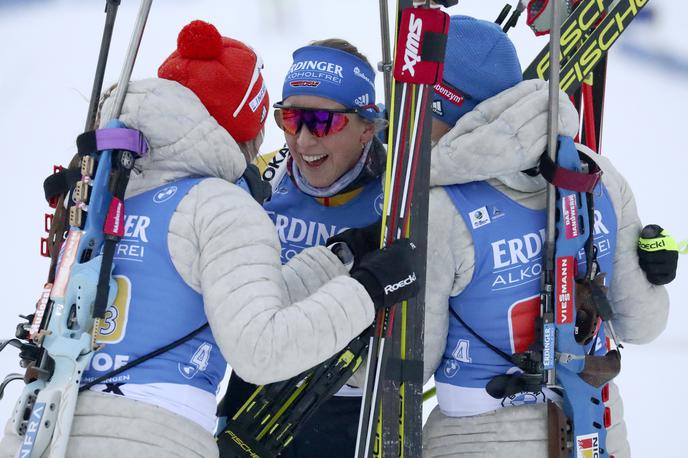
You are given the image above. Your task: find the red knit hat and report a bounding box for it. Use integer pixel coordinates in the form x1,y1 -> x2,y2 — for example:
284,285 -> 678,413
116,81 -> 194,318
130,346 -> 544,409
158,20 -> 269,143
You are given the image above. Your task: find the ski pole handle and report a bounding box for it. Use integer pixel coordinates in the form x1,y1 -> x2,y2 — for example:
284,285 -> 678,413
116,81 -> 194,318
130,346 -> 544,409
108,0 -> 154,122
85,0 -> 121,130
378,0 -> 393,110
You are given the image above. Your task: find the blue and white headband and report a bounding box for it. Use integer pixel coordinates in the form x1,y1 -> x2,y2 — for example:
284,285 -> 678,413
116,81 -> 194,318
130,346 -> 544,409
281,45 -> 380,120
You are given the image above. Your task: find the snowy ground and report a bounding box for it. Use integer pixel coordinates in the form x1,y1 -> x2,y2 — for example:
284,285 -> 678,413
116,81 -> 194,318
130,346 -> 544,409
0,1 -> 685,456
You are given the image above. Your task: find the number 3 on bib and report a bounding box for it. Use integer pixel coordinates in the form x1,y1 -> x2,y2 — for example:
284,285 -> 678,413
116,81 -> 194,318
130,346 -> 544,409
95,275 -> 132,344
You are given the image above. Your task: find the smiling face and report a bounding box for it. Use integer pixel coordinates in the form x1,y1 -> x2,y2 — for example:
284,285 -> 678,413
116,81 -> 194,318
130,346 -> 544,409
279,95 -> 375,188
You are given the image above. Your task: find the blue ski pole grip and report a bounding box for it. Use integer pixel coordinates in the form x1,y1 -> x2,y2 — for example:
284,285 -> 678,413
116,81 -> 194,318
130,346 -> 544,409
553,136 -> 609,458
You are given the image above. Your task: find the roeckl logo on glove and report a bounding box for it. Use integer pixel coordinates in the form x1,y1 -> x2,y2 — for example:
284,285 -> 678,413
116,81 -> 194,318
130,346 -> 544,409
401,13 -> 422,76
639,240 -> 666,250
384,272 -> 417,295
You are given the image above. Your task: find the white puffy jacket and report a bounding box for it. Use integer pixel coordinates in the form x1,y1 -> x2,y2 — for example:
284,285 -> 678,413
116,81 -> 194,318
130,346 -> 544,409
422,79 -> 669,458
0,78 -> 375,458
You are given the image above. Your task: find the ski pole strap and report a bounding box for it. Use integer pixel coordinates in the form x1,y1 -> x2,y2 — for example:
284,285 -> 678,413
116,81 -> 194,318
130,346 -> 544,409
76,127 -> 149,157
79,322 -> 209,392
420,31 -> 449,62
537,152 -> 602,193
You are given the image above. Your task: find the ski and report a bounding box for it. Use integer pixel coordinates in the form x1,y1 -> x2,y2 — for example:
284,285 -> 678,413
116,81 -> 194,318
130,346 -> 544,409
560,0 -> 647,94
216,332 -> 370,457
356,3 -> 449,458
525,0 -> 648,95
524,0 -> 644,153
0,2 -> 153,457
523,0 -> 614,81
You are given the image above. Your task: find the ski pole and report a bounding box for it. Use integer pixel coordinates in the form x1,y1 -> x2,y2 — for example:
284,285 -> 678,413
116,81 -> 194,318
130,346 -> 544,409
422,386 -> 436,402
542,0 -> 562,389
94,0 -> 153,319
502,1 -> 525,33
85,0 -> 121,130
495,4 -> 513,26
378,0 -> 393,111
107,0 -> 153,121
46,0 -> 122,285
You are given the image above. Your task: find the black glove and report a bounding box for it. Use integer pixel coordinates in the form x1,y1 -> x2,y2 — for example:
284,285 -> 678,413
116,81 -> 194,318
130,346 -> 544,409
327,219 -> 382,269
638,224 -> 679,285
350,239 -> 419,310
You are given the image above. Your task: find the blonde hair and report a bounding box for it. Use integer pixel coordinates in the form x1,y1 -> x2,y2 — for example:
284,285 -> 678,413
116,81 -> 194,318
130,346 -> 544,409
309,38 -> 373,68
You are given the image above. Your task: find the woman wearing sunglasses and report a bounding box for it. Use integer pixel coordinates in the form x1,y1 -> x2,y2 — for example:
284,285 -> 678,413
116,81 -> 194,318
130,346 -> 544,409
218,40 -> 402,458
0,23 -> 419,458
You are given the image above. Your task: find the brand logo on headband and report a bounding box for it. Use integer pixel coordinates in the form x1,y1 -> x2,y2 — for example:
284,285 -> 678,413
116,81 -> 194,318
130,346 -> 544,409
354,93 -> 370,107
401,13 -> 423,76
290,81 -> 321,88
290,60 -> 344,78
353,66 -> 375,88
248,81 -> 267,112
288,60 -> 344,85
433,82 -> 465,107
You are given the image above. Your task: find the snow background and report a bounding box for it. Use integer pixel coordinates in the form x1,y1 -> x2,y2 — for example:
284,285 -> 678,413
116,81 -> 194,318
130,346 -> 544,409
0,0 -> 685,455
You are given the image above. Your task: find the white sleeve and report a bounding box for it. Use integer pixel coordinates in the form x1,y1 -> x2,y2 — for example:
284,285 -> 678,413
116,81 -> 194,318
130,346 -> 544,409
587,150 -> 669,344
281,246 -> 351,302
168,178 -> 375,385
423,187 -> 475,383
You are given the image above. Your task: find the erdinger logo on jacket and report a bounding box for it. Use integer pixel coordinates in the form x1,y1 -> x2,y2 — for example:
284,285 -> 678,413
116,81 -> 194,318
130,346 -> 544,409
114,214 -> 151,261
490,210 -> 611,291
268,210 -> 348,261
